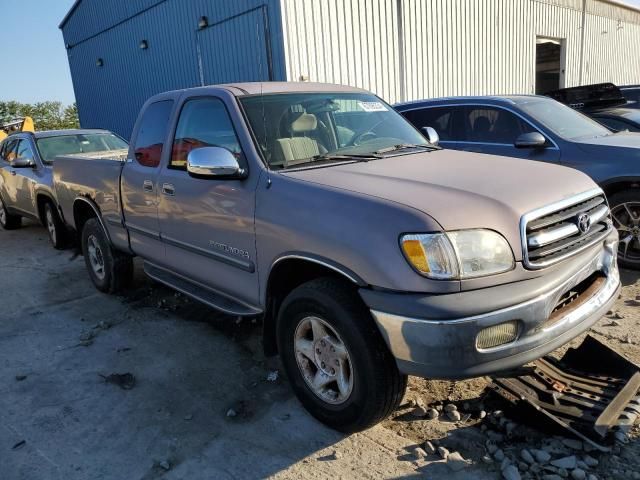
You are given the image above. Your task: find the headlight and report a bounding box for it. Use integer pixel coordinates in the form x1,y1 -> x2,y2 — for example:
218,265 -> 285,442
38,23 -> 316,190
400,230 -> 514,279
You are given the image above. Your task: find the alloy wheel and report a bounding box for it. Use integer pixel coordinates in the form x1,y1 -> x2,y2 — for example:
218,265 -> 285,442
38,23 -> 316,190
294,316 -> 354,405
0,198 -> 5,226
611,201 -> 640,266
87,235 -> 106,280
46,207 -> 57,244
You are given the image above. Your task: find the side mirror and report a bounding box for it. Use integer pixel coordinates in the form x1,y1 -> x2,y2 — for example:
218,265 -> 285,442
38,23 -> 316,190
514,132 -> 547,149
421,126 -> 440,146
187,147 -> 245,178
12,157 -> 35,168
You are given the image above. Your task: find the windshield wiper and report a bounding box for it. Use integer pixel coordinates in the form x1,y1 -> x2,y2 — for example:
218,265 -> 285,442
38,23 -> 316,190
374,143 -> 438,155
311,153 -> 382,163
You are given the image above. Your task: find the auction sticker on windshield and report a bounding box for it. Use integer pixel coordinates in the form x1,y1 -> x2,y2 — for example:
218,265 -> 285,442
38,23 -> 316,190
359,101 -> 388,112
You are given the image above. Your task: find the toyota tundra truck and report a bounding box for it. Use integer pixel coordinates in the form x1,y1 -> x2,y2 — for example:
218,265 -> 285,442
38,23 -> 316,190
53,82 -> 620,432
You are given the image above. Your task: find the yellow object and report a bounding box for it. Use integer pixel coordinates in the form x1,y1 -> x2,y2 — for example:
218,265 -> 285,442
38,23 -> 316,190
401,239 -> 430,273
0,116 -> 35,141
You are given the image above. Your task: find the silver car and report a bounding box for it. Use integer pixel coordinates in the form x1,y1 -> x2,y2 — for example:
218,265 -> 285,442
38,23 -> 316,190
0,129 -> 127,248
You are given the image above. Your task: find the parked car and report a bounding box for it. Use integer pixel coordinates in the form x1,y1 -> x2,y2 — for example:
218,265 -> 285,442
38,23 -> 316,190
546,83 -> 640,132
54,82 -> 619,432
395,95 -> 640,269
0,129 -> 128,248
620,84 -> 640,110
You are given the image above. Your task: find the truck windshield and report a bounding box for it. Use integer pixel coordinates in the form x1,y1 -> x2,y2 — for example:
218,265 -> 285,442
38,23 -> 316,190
240,93 -> 429,169
36,133 -> 128,164
519,99 -> 612,140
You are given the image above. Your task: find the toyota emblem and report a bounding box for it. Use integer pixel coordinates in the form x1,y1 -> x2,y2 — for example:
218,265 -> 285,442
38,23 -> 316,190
576,213 -> 591,234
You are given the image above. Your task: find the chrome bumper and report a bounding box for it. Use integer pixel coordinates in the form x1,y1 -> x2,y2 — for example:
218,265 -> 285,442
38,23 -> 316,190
370,238 -> 621,379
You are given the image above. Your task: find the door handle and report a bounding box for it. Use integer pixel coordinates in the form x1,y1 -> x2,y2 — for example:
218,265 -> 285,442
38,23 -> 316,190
162,183 -> 175,196
10,170 -> 16,176
143,180 -> 154,192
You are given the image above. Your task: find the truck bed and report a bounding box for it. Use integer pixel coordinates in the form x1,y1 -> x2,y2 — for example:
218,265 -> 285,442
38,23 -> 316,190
53,150 -> 128,249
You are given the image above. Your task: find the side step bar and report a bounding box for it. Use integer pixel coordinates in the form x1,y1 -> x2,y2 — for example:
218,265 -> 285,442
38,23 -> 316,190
491,335 -> 640,452
144,262 -> 262,317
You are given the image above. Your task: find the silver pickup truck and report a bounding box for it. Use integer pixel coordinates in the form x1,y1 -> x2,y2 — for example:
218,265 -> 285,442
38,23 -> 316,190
54,82 -> 620,432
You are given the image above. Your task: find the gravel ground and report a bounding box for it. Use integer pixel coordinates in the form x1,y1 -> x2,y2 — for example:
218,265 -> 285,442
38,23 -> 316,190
1,220 -> 638,479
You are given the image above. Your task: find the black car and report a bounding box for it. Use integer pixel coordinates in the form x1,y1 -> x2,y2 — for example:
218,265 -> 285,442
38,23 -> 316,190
547,83 -> 640,132
395,95 -> 640,269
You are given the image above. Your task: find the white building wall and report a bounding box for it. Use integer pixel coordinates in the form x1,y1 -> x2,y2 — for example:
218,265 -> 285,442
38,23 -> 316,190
279,0 -> 640,103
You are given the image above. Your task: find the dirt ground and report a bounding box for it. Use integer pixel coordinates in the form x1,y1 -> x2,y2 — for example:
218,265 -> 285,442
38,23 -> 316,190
1,220 -> 638,480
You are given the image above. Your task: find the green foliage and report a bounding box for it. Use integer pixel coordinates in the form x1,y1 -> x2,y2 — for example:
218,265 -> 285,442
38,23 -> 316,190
0,101 -> 79,131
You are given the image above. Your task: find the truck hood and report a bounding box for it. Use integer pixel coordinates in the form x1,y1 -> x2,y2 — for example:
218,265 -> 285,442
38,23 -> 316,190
283,149 -> 598,260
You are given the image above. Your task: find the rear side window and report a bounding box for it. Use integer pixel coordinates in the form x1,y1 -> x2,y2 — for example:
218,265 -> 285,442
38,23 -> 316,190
1,139 -> 19,162
133,100 -> 174,168
170,97 -> 241,169
465,106 -> 536,143
401,107 -> 458,141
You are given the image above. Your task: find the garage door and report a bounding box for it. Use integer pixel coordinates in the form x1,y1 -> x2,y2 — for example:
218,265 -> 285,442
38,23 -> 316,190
197,6 -> 273,86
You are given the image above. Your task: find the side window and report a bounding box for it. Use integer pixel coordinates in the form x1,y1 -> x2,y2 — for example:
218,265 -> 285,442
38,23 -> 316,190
402,107 -> 456,141
596,117 -> 637,132
465,106 -> 535,144
170,97 -> 241,170
133,100 -> 174,168
1,139 -> 19,162
16,140 -> 35,162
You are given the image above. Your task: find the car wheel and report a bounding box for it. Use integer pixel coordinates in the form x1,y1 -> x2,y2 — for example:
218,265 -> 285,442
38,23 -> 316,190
44,202 -> 68,249
0,196 -> 21,230
277,277 -> 407,433
609,190 -> 640,270
81,218 -> 133,293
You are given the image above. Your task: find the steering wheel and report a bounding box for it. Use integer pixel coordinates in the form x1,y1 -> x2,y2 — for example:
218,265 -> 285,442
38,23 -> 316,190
347,118 -> 388,146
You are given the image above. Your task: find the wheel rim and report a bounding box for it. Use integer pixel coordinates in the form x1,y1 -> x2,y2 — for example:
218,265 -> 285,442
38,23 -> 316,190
611,201 -> 640,266
294,316 -> 354,405
0,198 -> 6,226
87,235 -> 106,280
46,207 -> 57,244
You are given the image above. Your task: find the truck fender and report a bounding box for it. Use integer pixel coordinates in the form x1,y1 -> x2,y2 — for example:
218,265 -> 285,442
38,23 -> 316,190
73,196 -> 113,245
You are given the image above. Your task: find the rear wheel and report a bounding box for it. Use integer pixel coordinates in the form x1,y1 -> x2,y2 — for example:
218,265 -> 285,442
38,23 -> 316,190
609,190 -> 640,270
81,218 -> 133,293
0,196 -> 21,230
277,277 -> 407,432
44,202 -> 68,249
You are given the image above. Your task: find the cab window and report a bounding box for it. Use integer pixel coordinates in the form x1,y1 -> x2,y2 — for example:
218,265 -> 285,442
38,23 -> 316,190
133,100 -> 174,168
170,97 -> 241,170
401,107 -> 457,141
1,139 -> 19,162
15,140 -> 35,163
464,106 -> 536,144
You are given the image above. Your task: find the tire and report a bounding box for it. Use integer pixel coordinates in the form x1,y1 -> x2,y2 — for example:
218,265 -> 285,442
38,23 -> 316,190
276,277 -> 407,433
43,202 -> 68,249
0,195 -> 21,230
608,190 -> 640,270
81,218 -> 133,293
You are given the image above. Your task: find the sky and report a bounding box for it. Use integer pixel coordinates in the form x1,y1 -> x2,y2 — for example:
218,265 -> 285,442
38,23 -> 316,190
1,0 -> 640,107
0,0 -> 76,105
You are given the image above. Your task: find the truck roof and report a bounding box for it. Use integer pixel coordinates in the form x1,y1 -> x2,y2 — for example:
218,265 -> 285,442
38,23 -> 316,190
395,95 -> 553,109
219,82 -> 370,96
27,129 -> 115,139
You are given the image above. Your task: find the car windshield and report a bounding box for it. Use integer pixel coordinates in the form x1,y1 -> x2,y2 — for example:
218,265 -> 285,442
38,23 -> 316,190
240,92 -> 430,169
519,99 -> 612,140
36,133 -> 128,164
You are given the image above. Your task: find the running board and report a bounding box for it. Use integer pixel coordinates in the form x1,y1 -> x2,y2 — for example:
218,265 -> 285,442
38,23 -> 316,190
491,335 -> 640,452
143,262 -> 262,317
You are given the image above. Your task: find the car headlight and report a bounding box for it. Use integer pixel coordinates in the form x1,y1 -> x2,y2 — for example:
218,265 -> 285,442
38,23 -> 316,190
400,230 -> 515,279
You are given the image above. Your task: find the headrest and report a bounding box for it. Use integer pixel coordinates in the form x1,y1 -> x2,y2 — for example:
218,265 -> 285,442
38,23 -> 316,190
291,113 -> 317,133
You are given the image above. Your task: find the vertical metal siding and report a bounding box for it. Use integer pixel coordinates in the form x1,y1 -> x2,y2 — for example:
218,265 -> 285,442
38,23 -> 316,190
62,0 -> 287,138
280,0 -> 640,103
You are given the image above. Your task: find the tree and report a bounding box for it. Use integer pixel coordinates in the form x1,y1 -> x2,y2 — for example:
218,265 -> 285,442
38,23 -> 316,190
0,100 -> 79,130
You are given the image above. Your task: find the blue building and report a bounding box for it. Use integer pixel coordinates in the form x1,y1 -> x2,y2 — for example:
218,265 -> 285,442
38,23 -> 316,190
61,0 -> 640,140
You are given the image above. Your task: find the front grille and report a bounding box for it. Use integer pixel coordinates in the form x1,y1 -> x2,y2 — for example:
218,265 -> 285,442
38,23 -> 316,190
522,190 -> 612,269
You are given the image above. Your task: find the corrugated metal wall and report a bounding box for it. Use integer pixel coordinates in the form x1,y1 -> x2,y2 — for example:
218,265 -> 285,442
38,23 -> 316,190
61,0 -> 287,138
280,0 -> 640,103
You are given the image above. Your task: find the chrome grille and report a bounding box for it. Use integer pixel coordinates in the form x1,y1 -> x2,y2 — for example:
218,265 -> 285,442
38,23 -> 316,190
522,190 -> 613,269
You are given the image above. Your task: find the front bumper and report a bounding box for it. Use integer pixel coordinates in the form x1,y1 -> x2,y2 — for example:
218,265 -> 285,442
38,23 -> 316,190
363,237 -> 621,379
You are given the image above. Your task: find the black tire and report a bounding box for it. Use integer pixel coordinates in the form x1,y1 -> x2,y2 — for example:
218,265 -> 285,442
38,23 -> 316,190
81,218 -> 133,293
0,195 -> 21,230
608,190 -> 640,270
43,202 -> 68,249
276,277 -> 407,433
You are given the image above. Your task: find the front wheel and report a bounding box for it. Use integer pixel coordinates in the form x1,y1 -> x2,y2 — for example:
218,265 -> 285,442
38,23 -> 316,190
277,277 -> 407,433
609,190 -> 640,270
44,202 -> 68,249
81,218 -> 133,293
0,196 -> 21,230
